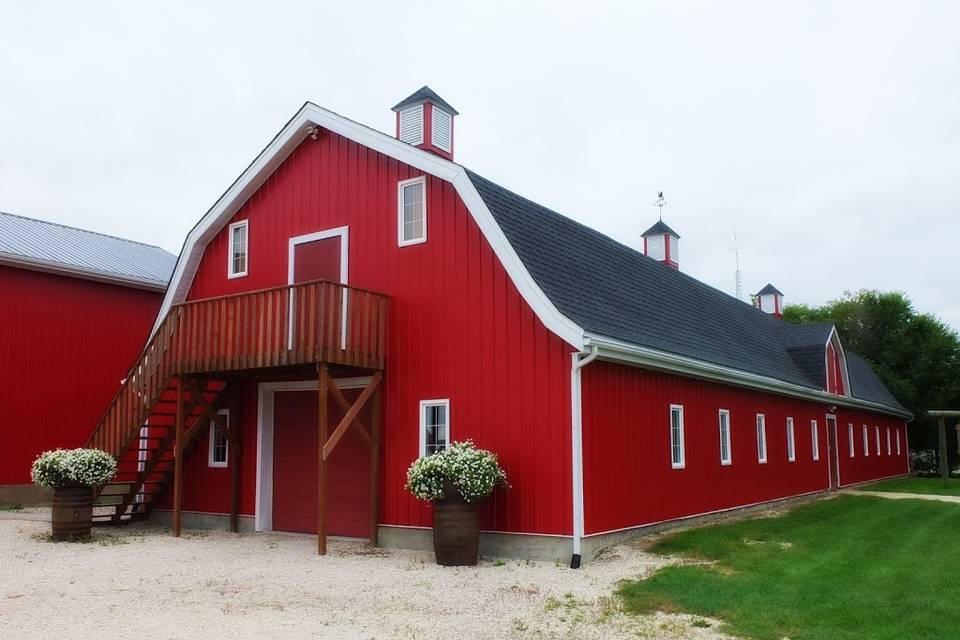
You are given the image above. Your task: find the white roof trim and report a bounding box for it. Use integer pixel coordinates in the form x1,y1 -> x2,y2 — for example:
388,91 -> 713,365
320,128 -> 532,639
152,102 -> 584,349
584,332 -> 912,419
825,326 -> 852,398
0,252 -> 168,292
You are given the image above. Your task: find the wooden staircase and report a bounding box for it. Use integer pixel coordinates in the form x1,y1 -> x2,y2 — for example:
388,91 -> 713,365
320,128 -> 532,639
84,279 -> 389,526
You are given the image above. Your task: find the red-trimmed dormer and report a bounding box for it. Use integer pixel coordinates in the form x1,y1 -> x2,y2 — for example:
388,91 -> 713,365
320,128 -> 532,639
391,86 -> 458,160
641,220 -> 680,269
754,283 -> 784,319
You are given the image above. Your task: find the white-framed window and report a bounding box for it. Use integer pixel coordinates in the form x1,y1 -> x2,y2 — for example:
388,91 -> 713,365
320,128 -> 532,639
208,409 -> 229,468
397,176 -> 427,246
227,220 -> 249,278
896,428 -> 902,455
786,417 -> 796,462
718,409 -> 732,466
670,405 -> 685,469
398,104 -> 424,146
863,425 -> 869,456
419,399 -> 449,457
756,414 -> 767,464
848,423 -> 855,458
875,426 -> 881,455
811,420 -> 820,461
886,427 -> 892,455
431,107 -> 453,152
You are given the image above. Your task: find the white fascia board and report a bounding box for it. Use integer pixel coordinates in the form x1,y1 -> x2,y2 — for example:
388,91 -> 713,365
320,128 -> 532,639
151,102 -> 584,349
583,332 -> 913,420
0,252 -> 168,292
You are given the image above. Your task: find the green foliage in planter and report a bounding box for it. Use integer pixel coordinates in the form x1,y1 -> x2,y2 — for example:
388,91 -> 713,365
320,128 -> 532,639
406,440 -> 508,503
31,448 -> 117,489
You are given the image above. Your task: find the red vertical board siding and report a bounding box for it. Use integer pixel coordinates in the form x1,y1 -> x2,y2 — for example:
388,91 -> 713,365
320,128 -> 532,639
581,360 -> 908,536
173,132 -> 574,535
833,409 -> 910,486
0,265 -> 162,485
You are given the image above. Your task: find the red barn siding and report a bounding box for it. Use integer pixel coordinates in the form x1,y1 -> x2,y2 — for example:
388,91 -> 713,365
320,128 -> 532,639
0,265 -> 162,485
581,360 -> 908,536
174,131 -> 574,535
834,409 -> 910,486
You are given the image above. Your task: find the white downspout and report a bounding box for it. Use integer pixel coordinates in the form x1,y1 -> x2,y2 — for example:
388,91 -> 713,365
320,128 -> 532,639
570,345 -> 599,568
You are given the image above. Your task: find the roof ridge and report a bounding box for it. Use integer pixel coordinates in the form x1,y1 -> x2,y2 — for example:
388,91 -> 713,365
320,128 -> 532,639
0,210 -> 174,255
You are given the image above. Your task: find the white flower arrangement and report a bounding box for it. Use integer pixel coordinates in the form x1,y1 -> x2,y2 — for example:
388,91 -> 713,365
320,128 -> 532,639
31,448 -> 117,489
406,440 -> 508,503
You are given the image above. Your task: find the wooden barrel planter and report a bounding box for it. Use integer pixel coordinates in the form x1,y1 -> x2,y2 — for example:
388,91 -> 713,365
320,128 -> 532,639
51,485 -> 94,541
432,493 -> 479,566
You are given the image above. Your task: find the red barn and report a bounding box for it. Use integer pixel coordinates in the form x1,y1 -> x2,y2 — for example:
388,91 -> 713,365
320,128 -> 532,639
0,211 -> 175,504
84,88 -> 911,565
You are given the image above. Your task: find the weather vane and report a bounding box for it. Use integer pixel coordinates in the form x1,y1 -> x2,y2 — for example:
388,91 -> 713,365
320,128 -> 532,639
654,191 -> 666,220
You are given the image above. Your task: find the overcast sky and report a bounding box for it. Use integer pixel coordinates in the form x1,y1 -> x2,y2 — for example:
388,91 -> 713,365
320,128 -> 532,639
2,2 -> 958,330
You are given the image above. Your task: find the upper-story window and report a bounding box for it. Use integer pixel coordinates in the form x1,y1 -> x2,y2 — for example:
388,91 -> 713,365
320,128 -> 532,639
786,417 -> 796,462
398,176 -> 427,246
228,220 -> 249,278
718,409 -> 732,466
419,399 -> 449,457
670,405 -> 685,469
757,414 -> 768,464
811,420 -> 820,461
208,409 -> 229,468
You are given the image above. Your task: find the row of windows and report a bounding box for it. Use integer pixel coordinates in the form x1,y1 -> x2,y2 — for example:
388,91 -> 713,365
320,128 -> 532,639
224,178 -> 431,279
847,423 -> 901,458
669,406 -> 897,469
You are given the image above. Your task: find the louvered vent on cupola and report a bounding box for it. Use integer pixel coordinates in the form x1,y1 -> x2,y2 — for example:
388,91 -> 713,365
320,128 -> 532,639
392,86 -> 459,160
641,220 -> 681,269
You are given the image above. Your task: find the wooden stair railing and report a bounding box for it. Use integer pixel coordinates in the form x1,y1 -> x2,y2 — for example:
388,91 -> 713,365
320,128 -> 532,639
84,279 -> 389,523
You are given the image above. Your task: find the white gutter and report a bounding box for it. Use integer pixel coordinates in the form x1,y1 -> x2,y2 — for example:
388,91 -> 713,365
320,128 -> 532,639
570,345 -> 599,569
584,333 -> 913,420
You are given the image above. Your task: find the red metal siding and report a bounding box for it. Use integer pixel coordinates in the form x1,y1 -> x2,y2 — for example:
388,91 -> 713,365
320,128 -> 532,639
176,131 -> 574,535
833,409 -> 909,486
0,265 -> 162,485
581,360 -> 906,536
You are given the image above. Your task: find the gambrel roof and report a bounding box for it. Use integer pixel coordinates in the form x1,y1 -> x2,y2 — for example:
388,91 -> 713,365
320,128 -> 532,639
154,101 -> 909,418
0,210 -> 175,291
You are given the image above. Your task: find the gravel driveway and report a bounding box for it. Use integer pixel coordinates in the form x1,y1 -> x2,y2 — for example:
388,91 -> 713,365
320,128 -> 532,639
0,518 -> 730,640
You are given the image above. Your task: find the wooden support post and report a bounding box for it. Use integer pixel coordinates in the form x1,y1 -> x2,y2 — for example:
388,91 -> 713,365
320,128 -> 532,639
317,363 -> 329,555
172,376 -> 185,538
939,417 -> 949,486
369,382 -> 382,547
228,398 -> 241,533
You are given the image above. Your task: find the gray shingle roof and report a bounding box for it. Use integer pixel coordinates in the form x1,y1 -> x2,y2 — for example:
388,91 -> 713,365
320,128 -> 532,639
641,220 -> 681,238
0,211 -> 176,290
756,283 -> 784,296
466,170 -> 905,414
391,86 -> 459,115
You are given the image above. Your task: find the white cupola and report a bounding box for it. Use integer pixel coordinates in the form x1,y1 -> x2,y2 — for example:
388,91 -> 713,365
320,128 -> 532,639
391,86 -> 458,160
641,220 -> 681,269
754,284 -> 785,318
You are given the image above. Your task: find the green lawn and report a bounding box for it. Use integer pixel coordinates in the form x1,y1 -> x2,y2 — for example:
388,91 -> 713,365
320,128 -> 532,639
862,476 -> 960,497
618,496 -> 960,640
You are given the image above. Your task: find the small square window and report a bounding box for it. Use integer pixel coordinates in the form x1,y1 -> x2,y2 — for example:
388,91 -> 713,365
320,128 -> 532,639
208,410 -> 229,468
228,220 -> 248,278
398,177 -> 427,246
420,399 -> 449,457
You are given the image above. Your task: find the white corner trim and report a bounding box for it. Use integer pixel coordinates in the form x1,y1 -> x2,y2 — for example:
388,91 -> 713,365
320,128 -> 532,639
254,376 -> 372,532
397,176 -> 428,247
151,102 -> 584,351
227,220 -> 249,279
418,398 -> 450,458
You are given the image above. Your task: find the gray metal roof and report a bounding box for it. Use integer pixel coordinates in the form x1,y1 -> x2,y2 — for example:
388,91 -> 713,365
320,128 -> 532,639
466,169 -> 907,415
0,211 -> 176,290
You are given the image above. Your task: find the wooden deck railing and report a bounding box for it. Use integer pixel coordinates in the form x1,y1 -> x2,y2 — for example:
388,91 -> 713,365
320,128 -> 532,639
87,280 -> 388,457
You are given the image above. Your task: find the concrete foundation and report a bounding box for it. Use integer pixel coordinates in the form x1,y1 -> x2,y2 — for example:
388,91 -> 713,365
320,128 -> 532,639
0,484 -> 51,507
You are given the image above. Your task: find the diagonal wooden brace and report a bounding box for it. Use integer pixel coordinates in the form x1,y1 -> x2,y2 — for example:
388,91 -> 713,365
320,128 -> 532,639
322,371 -> 382,461
322,369 -> 373,449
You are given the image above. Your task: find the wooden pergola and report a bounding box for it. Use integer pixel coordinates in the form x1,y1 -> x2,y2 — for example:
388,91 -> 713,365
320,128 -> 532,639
927,410 -> 960,486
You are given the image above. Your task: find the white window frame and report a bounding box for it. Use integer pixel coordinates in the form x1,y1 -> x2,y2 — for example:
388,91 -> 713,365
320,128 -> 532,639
786,417 -> 796,462
227,220 -> 249,279
886,427 -> 891,455
431,106 -> 453,153
863,425 -> 870,456
718,409 -> 732,466
756,414 -> 767,464
896,428 -> 902,455
875,426 -> 881,455
670,405 -> 685,469
419,399 -> 450,458
397,176 -> 427,247
811,420 -> 820,461
208,408 -> 230,468
848,423 -> 855,458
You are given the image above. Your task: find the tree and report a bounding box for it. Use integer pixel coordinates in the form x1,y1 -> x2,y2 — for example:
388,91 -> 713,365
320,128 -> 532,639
785,291 -> 960,457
